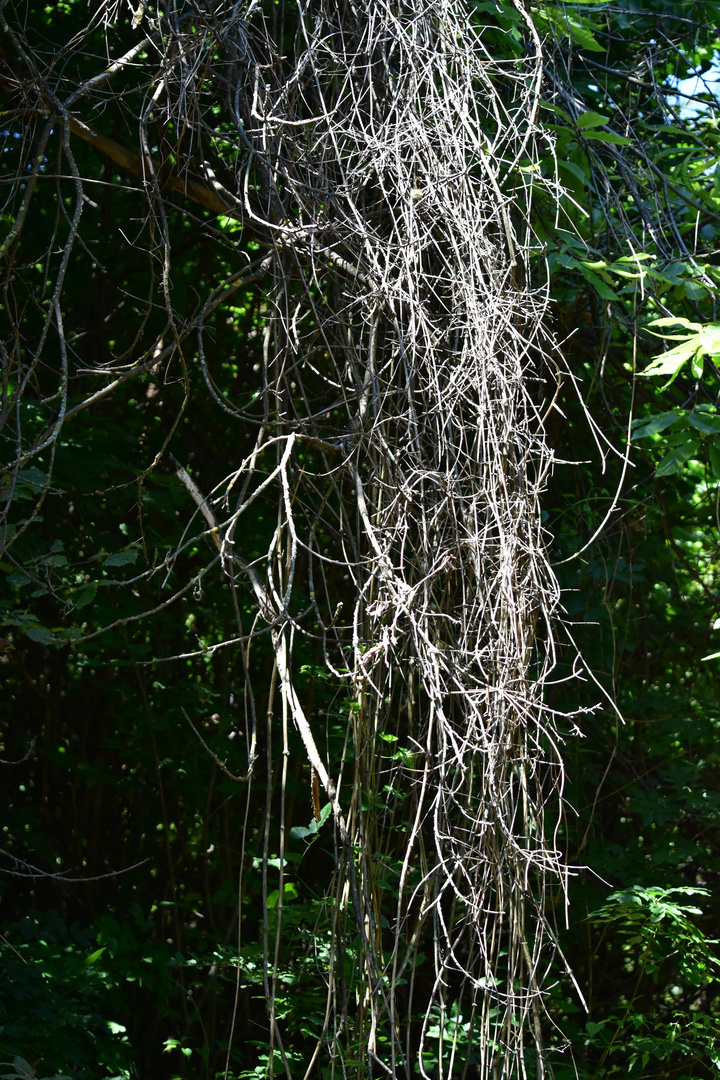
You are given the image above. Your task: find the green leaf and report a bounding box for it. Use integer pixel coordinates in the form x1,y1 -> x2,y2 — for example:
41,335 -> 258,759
640,342 -> 698,384
558,159 -> 588,186
289,824 -> 316,840
562,17 -> 604,52
290,801 -> 331,841
12,1059 -> 34,1078
25,625 -> 56,645
576,112 -> 610,129
688,412 -> 720,435
85,947 -> 106,966
647,316 -> 700,332
632,412 -> 680,439
540,101 -> 573,123
17,467 -> 47,489
578,265 -> 618,300
75,581 -> 99,609
6,569 -> 31,586
655,439 -> 700,477
104,549 -> 138,568
615,254 -> 654,264
583,131 -> 632,145
709,442 -> 720,479
641,321 -> 720,385
534,6 -> 605,52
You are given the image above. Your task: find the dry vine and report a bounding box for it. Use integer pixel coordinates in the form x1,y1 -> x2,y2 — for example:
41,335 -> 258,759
1,0 -> 587,1076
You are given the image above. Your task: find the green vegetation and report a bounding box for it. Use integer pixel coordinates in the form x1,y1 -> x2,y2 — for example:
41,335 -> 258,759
2,0 -> 720,1077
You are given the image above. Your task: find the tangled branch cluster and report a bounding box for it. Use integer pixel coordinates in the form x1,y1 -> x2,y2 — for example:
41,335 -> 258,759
1,0 -> 581,1075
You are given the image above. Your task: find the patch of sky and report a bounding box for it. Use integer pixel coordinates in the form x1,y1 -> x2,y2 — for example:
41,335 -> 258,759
665,51 -> 720,121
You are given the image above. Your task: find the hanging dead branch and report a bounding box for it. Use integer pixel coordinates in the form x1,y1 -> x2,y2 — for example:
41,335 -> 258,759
0,0 -> 584,1075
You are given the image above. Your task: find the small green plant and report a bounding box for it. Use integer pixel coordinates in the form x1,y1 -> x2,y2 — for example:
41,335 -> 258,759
0,909 -> 181,1080
585,886 -> 720,1076
0,1058 -> 70,1080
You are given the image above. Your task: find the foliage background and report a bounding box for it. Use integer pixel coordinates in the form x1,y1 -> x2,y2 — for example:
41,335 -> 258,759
2,0 -> 720,1077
